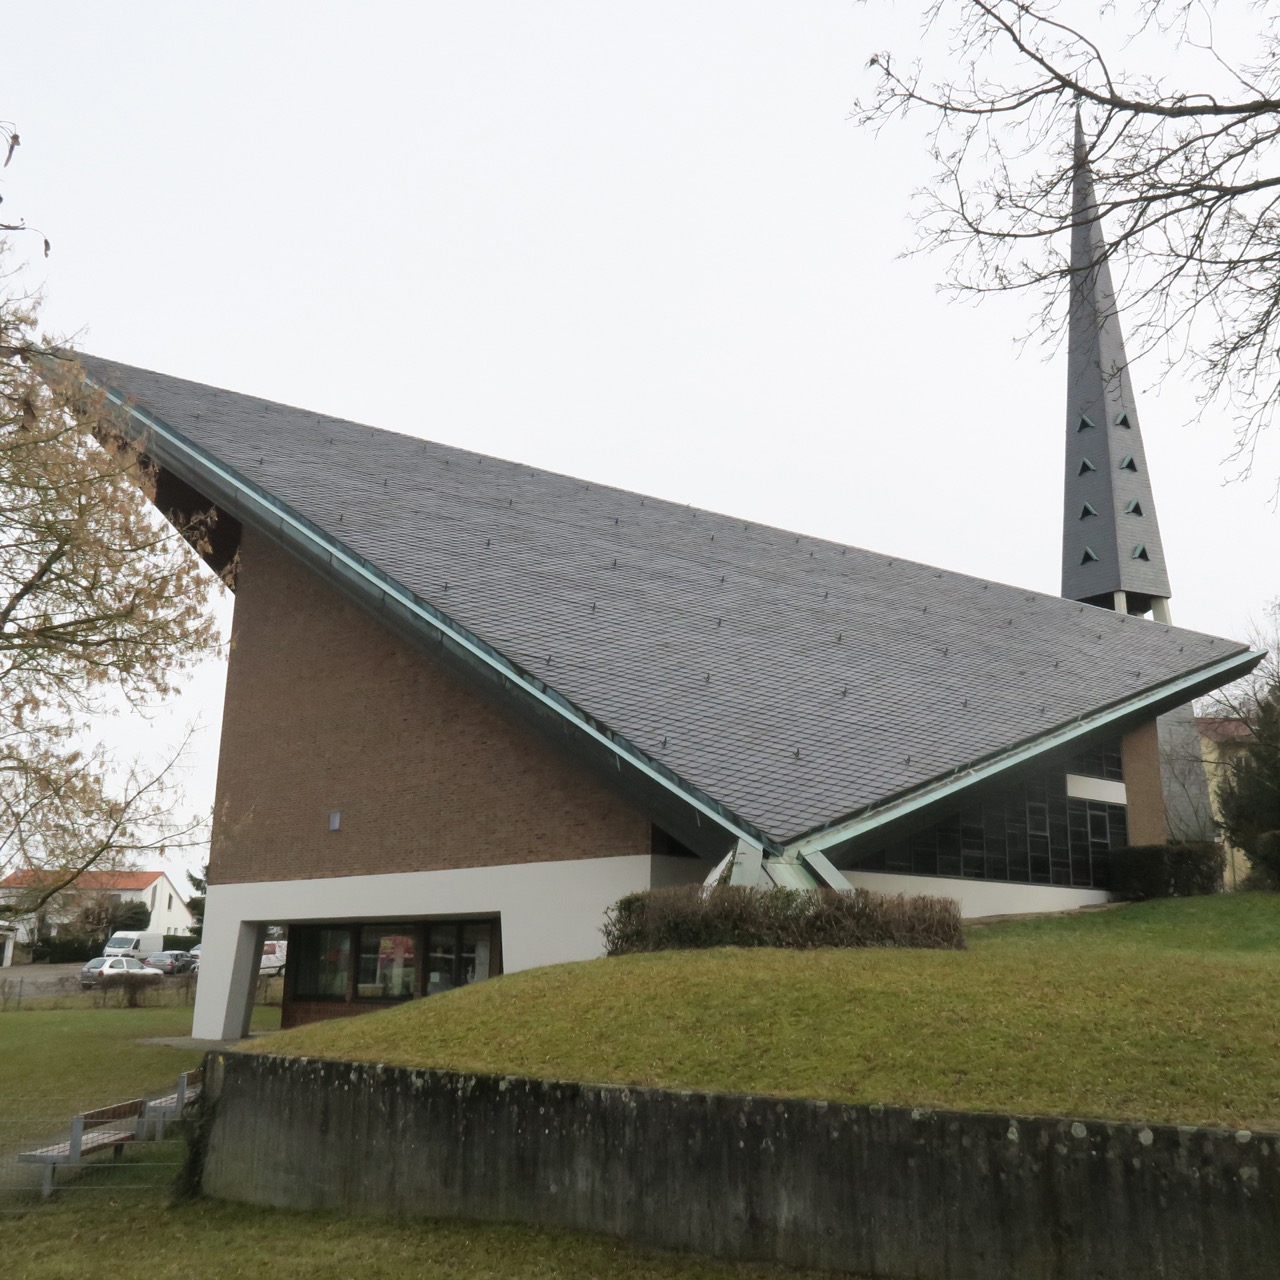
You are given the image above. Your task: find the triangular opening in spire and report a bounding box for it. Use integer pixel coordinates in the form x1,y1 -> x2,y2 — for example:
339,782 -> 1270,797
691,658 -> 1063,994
1119,455 -> 1138,472
1078,458 -> 1096,475
1132,544 -> 1149,561
1077,414 -> 1096,432
1081,547 -> 1098,564
1080,502 -> 1098,519
1115,412 -> 1131,428
1125,499 -> 1143,516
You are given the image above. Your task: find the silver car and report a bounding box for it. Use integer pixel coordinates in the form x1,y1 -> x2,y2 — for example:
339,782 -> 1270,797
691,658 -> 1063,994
80,955 -> 165,989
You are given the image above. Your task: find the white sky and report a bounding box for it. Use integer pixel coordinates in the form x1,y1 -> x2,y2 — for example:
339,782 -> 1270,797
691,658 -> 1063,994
6,3 -> 1277,886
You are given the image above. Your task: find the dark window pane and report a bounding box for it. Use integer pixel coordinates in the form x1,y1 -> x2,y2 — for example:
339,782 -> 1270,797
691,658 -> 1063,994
427,924 -> 459,994
293,928 -> 351,999
356,926 -> 416,1000
1109,805 -> 1129,847
461,924 -> 493,985
885,843 -> 911,874
1068,739 -> 1125,782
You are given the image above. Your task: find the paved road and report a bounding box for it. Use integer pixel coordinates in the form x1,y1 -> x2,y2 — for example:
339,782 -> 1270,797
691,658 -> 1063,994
1,962 -> 85,997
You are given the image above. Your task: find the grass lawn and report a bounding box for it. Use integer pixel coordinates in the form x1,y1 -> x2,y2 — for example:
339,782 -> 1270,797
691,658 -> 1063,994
0,991 -> 827,1280
248,894 -> 1280,1131
0,1150 -> 833,1280
0,997 -> 281,1155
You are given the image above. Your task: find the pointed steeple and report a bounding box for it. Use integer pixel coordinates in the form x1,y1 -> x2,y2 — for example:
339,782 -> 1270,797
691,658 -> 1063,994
1061,107 -> 1172,619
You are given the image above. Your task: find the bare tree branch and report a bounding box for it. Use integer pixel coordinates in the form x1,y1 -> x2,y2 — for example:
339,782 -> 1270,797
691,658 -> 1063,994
858,1 -> 1280,474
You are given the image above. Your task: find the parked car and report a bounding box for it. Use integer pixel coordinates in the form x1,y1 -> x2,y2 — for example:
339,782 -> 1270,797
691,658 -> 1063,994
143,950 -> 194,975
80,955 -> 165,989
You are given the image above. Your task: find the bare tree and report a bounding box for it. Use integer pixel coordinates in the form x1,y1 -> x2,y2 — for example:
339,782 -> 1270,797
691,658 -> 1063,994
0,120 -> 48,257
858,1 -> 1280,475
0,119 -> 220,922
0,271 -> 220,920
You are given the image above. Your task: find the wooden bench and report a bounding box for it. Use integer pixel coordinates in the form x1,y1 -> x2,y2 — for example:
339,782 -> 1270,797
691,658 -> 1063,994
18,1098 -> 146,1198
143,1068 -> 204,1140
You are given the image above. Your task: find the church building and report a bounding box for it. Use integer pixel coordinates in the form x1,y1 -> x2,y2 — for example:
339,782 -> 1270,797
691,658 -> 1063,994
70,121 -> 1260,1039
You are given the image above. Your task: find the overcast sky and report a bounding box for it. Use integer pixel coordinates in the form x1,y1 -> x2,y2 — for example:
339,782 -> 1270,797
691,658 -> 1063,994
6,3 -> 1277,886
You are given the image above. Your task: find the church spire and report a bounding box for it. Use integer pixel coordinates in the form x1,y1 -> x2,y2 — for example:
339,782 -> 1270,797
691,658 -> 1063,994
1061,107 -> 1172,621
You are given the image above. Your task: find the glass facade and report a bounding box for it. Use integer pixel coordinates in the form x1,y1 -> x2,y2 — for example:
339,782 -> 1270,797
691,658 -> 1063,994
854,766 -> 1127,889
288,919 -> 497,1006
1067,739 -> 1124,782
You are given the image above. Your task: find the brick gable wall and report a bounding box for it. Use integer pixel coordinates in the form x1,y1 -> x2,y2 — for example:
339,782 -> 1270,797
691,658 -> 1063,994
208,528 -> 650,885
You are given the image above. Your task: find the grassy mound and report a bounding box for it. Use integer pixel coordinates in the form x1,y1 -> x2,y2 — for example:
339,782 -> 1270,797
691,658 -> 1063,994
246,894 -> 1280,1130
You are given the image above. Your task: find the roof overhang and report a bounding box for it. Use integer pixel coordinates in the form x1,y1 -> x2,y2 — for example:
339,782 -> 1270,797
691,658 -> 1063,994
71,361 -> 1263,871
786,643 -> 1265,868
79,368 -> 777,858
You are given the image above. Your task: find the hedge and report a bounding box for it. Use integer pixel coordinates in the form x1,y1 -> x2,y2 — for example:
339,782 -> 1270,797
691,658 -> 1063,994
1108,842 -> 1225,901
602,885 -> 965,955
164,934 -> 200,952
30,934 -> 97,964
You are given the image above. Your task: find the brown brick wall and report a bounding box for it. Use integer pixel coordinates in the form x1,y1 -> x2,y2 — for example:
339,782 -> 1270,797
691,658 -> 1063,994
209,529 -> 650,885
1121,718 -> 1167,845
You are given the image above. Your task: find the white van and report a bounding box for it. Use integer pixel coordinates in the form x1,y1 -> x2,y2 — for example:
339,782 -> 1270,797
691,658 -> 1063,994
103,930 -> 165,958
260,940 -> 288,976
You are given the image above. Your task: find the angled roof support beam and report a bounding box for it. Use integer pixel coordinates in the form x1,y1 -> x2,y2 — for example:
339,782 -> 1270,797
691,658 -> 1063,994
796,848 -> 851,891
726,839 -> 764,887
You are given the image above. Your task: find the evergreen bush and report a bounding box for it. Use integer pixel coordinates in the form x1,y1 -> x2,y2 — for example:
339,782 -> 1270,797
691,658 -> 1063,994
30,934 -> 97,963
1108,842 -> 1225,900
602,885 -> 965,955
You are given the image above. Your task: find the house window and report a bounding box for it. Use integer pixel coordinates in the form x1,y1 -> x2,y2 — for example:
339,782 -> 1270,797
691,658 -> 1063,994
356,925 -> 416,1000
168,894 -> 173,912
292,928 -> 352,999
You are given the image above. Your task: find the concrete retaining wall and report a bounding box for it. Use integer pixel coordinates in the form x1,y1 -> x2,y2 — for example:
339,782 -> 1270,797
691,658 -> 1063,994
202,1051 -> 1280,1279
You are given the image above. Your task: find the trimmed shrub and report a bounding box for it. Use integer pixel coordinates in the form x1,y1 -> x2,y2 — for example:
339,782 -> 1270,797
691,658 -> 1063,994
1108,842 -> 1225,901
602,885 -> 965,955
164,933 -> 200,952
1243,830 -> 1280,891
96,972 -> 159,1008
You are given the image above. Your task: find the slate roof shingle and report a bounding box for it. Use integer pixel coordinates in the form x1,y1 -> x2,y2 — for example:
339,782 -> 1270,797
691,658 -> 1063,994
77,354 -> 1252,846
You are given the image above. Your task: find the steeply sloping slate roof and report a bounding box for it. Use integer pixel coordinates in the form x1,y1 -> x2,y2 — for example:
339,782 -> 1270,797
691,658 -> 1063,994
78,354 -> 1250,845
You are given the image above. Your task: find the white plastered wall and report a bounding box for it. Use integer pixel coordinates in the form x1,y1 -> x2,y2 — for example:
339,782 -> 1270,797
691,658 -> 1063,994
844,869 -> 1109,918
193,853 -> 660,1040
